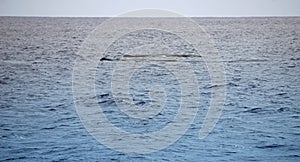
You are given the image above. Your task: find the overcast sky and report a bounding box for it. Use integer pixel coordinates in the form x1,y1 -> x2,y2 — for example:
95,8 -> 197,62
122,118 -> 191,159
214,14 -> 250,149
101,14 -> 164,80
0,0 -> 299,17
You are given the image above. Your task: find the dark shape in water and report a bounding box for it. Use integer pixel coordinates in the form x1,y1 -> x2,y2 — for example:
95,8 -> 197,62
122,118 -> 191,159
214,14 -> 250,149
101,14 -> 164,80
100,57 -> 113,61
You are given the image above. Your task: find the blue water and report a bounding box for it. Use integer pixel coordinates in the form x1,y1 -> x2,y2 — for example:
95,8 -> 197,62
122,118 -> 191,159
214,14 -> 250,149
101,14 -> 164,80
0,17 -> 299,161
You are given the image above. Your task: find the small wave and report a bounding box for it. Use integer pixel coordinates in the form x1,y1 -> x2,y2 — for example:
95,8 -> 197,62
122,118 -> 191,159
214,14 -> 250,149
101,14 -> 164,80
285,155 -> 300,158
206,84 -> 226,89
228,59 -> 268,63
98,99 -> 114,105
48,108 -> 56,111
244,108 -> 264,113
287,64 -> 296,68
98,93 -> 110,98
276,92 -> 288,96
3,156 -> 26,161
0,80 -> 8,85
228,82 -> 239,87
277,107 -> 290,112
205,82 -> 236,89
291,115 -> 300,119
256,144 -> 285,149
290,57 -> 300,61
41,126 -> 57,130
135,100 -> 147,106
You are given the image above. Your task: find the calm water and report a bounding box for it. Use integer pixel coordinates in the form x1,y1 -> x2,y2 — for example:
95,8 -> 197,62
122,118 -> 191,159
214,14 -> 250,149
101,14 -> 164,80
0,17 -> 299,161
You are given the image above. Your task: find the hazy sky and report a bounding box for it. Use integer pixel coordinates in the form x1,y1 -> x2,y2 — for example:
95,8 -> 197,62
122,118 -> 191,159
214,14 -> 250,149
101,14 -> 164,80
0,0 -> 300,17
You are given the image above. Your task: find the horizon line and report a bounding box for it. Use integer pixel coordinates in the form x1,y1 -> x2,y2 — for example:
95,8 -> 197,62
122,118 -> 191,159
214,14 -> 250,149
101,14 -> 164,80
1,15 -> 300,18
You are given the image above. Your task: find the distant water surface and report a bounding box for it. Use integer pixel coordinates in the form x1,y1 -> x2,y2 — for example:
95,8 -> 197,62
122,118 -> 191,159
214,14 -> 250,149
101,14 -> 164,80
0,17 -> 299,161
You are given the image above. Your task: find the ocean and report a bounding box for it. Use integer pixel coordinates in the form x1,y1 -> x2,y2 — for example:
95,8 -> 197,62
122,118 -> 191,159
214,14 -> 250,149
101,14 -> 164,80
0,17 -> 299,161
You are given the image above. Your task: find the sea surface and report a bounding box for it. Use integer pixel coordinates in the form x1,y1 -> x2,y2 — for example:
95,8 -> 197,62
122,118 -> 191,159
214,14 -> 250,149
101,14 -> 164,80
0,17 -> 299,161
